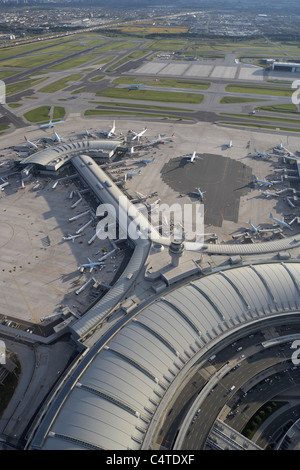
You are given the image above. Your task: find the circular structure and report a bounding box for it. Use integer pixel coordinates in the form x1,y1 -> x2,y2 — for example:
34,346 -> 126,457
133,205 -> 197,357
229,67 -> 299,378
27,261 -> 300,450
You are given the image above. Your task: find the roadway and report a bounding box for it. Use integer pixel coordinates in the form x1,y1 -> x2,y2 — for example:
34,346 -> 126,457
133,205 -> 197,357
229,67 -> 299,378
149,317 -> 300,450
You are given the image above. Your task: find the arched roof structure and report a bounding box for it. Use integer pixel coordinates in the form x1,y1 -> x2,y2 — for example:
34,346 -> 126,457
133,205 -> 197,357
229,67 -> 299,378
29,261 -> 300,450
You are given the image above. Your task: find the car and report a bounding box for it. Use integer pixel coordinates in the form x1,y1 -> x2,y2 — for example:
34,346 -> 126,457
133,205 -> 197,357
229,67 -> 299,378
236,347 -> 243,352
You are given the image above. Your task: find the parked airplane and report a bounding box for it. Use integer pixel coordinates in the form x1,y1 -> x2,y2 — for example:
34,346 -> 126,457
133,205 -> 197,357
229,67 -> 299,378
131,127 -> 148,141
125,170 -> 141,181
259,190 -> 279,198
254,176 -> 273,187
287,197 -> 296,208
182,151 -> 203,163
147,133 -> 175,146
24,136 -> 40,149
249,220 -> 260,234
98,248 -> 117,262
254,149 -> 272,158
78,258 -> 105,272
85,129 -> 97,139
39,119 -> 64,129
269,213 -> 292,230
192,187 -> 206,200
128,83 -> 145,89
62,234 -> 81,243
98,121 -> 118,138
140,157 -> 155,164
53,131 -> 63,143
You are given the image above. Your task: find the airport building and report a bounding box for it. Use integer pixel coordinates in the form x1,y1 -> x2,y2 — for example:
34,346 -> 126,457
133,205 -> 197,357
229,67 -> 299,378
271,62 -> 300,73
3,129 -> 300,451
19,144 -> 300,451
27,261 -> 300,450
20,140 -> 122,173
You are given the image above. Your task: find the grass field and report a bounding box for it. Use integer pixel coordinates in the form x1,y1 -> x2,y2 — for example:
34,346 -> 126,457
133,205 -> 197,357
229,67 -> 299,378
48,55 -> 99,70
221,112 -> 300,124
220,96 -> 267,104
89,101 -> 194,112
93,41 -> 138,53
23,105 -> 65,123
113,77 -> 210,90
85,109 -> 189,120
0,53 -> 69,69
256,104 -> 300,114
105,51 -> 149,72
53,106 -> 66,120
96,87 -> 204,104
226,84 -> 293,97
37,74 -> 83,93
6,77 -> 48,96
24,106 -> 51,122
0,70 -> 19,80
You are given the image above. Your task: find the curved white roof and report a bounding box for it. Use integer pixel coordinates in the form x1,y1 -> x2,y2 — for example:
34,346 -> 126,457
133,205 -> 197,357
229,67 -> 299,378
29,261 -> 300,450
20,140 -> 120,170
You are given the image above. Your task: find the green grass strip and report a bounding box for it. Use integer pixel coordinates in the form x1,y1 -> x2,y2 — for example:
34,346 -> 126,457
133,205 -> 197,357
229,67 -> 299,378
96,87 -> 204,104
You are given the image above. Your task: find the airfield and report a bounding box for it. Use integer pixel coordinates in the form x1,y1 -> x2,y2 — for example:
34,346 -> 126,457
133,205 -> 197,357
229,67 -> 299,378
1,116 -> 300,332
2,30 -> 300,450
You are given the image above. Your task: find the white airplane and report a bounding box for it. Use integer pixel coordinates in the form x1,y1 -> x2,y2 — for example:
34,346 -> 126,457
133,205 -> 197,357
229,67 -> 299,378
85,129 -> 97,139
24,136 -> 40,149
135,191 -> 147,200
277,144 -> 296,158
249,220 -> 260,234
140,157 -> 155,164
78,258 -> 105,272
259,190 -> 279,198
269,213 -> 292,230
128,170 -> 141,176
131,127 -> 147,141
254,176 -> 273,187
192,187 -> 206,201
254,149 -> 272,158
182,151 -> 203,163
147,133 -> 175,146
287,197 -> 296,208
53,131 -> 64,143
98,121 -> 118,138
124,170 -> 141,181
98,248 -> 117,262
39,119 -> 64,129
128,83 -> 145,89
62,234 -> 81,243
